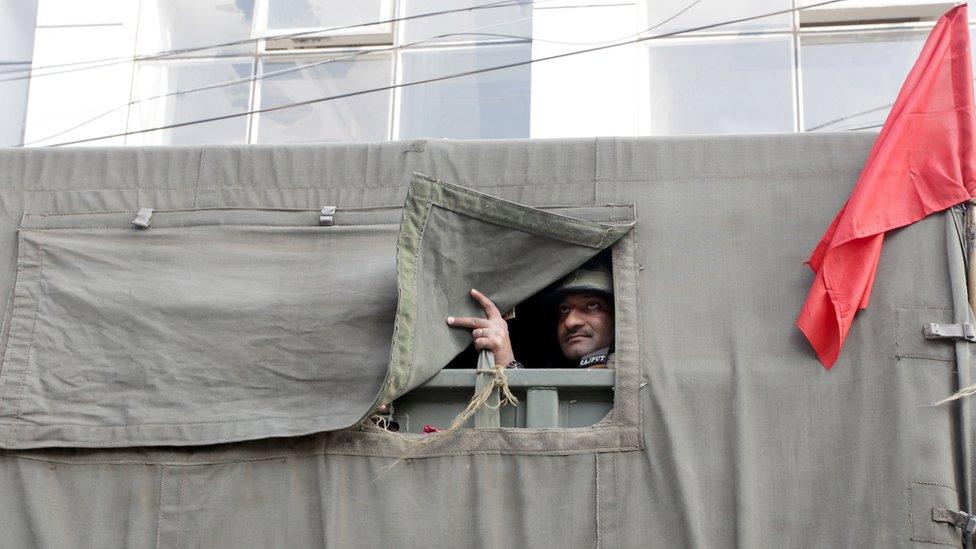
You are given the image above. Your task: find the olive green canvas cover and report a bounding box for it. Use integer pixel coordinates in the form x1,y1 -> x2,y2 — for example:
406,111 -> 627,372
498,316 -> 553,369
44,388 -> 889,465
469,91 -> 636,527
0,174 -> 629,448
0,135 -> 969,548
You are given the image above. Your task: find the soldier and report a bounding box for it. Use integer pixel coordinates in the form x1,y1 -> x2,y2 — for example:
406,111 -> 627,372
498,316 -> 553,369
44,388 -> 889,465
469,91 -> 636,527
446,261 -> 615,368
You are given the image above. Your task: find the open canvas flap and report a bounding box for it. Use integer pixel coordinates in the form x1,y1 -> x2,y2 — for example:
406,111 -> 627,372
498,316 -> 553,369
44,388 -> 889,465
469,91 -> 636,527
381,174 -> 635,402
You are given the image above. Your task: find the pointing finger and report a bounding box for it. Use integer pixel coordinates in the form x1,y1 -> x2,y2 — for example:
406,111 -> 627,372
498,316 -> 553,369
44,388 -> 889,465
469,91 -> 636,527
469,289 -> 502,320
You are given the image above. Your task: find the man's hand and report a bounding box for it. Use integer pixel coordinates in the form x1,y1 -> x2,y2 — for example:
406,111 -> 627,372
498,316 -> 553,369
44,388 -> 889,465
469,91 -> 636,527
446,289 -> 515,367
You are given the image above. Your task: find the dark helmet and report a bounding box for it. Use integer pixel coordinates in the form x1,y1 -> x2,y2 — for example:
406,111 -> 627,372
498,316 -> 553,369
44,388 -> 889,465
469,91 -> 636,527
544,260 -> 614,312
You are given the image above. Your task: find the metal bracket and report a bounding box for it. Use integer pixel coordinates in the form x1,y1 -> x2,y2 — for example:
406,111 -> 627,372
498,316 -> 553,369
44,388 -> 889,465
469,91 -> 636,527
924,322 -> 976,342
932,507 -> 976,538
131,208 -> 154,229
319,206 -> 336,226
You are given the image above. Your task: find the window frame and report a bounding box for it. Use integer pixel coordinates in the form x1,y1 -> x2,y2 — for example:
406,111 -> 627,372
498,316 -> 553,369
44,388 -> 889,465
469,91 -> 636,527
325,224 -> 643,457
249,50 -> 397,144
253,0 -> 396,51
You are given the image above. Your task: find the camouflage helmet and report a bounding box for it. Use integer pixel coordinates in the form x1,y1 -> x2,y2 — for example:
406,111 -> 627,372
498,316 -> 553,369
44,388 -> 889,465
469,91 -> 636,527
544,260 -> 613,312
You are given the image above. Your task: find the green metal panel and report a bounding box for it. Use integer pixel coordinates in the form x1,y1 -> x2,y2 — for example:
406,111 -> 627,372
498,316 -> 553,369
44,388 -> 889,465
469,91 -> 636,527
417,369 -> 615,389
394,369 -> 614,433
526,388 -> 560,428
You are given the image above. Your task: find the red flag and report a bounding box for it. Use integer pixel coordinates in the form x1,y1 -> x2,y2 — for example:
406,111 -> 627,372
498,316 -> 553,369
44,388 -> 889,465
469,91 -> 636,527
797,4 -> 976,369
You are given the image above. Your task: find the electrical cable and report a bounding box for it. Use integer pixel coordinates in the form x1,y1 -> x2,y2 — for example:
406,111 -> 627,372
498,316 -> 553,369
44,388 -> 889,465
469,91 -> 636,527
806,104 -> 892,131
25,0 -> 703,146
44,0 -> 849,147
840,123 -> 883,131
807,76 -> 976,132
24,27 -> 538,145
7,1 -> 544,138
0,0 -> 535,82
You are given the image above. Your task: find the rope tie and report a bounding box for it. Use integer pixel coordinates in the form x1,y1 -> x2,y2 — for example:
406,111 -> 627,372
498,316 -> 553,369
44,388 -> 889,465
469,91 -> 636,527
933,384 -> 976,406
367,350 -> 518,478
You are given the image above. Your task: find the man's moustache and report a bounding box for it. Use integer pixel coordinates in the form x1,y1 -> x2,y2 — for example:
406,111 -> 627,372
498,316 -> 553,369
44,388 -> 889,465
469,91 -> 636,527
563,329 -> 593,342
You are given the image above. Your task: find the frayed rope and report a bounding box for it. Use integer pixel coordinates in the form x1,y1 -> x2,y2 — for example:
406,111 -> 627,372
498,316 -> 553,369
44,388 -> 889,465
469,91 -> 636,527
367,361 -> 518,480
931,383 -> 976,406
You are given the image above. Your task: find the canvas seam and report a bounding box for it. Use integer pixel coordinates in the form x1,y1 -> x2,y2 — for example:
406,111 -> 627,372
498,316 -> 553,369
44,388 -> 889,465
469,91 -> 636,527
595,452 -> 602,549
25,207 -> 333,216
0,188 -> 193,194
155,466 -> 166,549
0,170 -> 864,194
0,218 -> 34,417
593,137 -> 600,205
175,467 -> 185,547
0,412 -> 397,428
381,190 -> 431,401
404,200 -> 432,393
18,223 -> 394,232
0,288 -> 14,370
594,170 -> 862,184
633,228 -> 645,442
0,236 -> 27,416
200,171 -> 867,189
5,242 -> 45,448
605,231 -> 641,435
376,178 -> 431,404
192,149 -> 205,208
0,444 -> 645,466
613,452 -> 620,549
0,422 -> 642,453
208,182 -> 597,192
611,136 -> 618,184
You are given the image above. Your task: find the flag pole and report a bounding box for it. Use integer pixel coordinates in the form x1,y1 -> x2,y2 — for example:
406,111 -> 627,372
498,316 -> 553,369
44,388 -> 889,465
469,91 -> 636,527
969,199 -> 976,314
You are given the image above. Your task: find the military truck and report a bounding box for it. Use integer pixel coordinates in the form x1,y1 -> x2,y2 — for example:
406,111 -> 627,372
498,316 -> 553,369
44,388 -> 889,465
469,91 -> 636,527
0,134 -> 969,547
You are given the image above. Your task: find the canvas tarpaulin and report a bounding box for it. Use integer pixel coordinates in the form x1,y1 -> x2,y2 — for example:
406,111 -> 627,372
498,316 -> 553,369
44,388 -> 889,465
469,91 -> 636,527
0,173 -> 629,448
0,135 -> 969,548
383,174 -> 633,402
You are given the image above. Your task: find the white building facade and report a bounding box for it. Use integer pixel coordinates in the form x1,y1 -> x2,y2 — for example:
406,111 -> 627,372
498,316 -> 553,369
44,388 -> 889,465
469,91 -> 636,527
0,0 -> 970,147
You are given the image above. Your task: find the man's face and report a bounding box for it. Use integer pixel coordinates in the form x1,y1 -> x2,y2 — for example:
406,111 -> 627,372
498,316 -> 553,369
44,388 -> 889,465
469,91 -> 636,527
556,292 -> 615,361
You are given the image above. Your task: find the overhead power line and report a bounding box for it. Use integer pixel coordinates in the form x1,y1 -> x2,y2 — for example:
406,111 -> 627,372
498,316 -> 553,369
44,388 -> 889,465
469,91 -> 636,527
0,0 -> 534,82
841,123 -> 884,131
24,0 -> 703,146
45,0 -> 850,147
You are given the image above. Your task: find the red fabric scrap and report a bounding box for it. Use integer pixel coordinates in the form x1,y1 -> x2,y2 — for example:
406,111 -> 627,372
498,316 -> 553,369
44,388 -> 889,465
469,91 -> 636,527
797,4 -> 976,369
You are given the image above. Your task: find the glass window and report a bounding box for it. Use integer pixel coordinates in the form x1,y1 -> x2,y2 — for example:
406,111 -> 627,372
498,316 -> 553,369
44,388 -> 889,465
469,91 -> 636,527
266,0 -> 385,30
22,26 -> 132,147
126,60 -> 253,145
136,0 -> 255,56
399,44 -> 531,139
798,2 -> 950,27
256,54 -> 393,143
529,3 -> 639,138
0,77 -> 31,147
402,0 -> 532,43
800,31 -> 927,132
0,0 -> 39,62
646,36 -> 794,135
0,0 -> 38,146
645,0 -> 792,35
